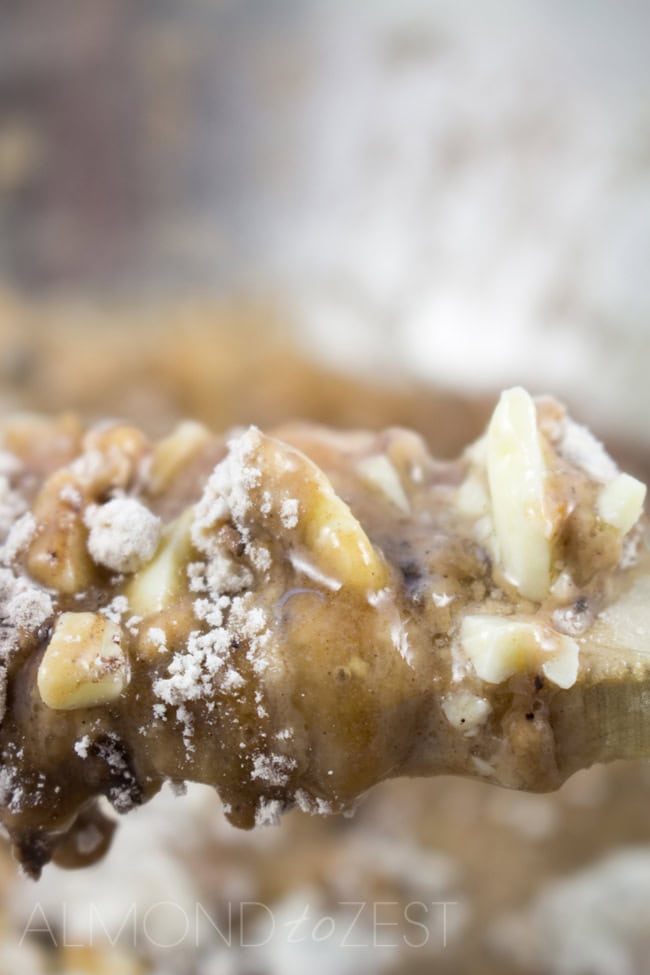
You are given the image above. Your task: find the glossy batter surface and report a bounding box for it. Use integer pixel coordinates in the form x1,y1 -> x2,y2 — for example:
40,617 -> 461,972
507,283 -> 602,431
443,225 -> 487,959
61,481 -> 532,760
0,389 -> 646,876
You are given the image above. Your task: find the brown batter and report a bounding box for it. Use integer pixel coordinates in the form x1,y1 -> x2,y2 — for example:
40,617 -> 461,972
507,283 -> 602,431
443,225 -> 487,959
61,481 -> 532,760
0,388 -> 646,877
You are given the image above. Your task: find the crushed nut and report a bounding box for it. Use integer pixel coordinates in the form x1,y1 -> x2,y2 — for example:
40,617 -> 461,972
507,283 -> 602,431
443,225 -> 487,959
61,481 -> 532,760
149,421 -> 212,494
37,612 -> 129,710
357,454 -> 410,512
598,472 -> 646,534
127,507 -> 194,615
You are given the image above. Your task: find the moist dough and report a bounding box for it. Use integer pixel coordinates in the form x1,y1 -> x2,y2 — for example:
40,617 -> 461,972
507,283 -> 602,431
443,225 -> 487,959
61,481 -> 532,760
0,388 -> 646,876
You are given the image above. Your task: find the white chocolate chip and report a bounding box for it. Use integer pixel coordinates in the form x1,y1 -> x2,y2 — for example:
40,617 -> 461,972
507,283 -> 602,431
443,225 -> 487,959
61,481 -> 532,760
486,387 -> 552,601
597,472 -> 646,534
37,612 -> 129,710
460,614 -> 579,689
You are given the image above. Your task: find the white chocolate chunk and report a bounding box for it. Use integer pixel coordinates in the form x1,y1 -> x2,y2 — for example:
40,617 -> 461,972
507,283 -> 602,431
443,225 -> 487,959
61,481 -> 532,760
37,612 -> 129,710
486,387 -> 551,601
597,472 -> 646,534
357,454 -> 410,513
441,689 -> 491,732
460,614 -> 579,689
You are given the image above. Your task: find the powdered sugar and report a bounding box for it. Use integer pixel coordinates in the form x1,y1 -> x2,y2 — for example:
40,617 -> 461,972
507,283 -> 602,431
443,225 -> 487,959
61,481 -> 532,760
254,797 -> 285,826
191,427 -> 263,554
147,626 -> 168,652
0,512 -> 36,564
59,483 -> 82,509
152,593 -> 271,716
74,735 -> 91,759
0,458 -> 54,730
280,497 -> 299,529
294,789 -> 336,817
100,594 -> 129,623
95,733 -> 141,813
0,765 -> 23,815
3,580 -> 52,632
0,567 -> 53,639
251,753 -> 297,788
0,474 -> 27,543
190,427 -> 272,582
153,624 -> 232,706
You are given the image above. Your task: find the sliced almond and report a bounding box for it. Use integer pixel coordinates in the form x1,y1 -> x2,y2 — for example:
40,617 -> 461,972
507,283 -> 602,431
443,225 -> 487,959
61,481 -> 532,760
460,613 -> 579,689
127,507 -> 195,616
258,434 -> 390,593
486,387 -> 552,601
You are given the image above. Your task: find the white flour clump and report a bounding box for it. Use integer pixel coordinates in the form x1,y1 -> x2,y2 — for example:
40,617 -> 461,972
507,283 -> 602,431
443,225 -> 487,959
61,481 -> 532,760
85,497 -> 162,573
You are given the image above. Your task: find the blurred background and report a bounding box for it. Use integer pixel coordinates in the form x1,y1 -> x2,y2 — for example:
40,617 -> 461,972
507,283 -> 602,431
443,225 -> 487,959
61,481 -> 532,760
1,2 -> 650,973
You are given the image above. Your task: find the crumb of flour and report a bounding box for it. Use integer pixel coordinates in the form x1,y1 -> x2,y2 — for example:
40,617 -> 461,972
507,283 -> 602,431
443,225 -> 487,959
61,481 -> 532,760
84,497 -> 162,573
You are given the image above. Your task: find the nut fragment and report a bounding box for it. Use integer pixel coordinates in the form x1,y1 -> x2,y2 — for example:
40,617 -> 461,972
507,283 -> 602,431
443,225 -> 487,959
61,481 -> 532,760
357,454 -> 410,513
266,437 -> 390,593
26,470 -> 96,594
149,421 -> 212,494
460,614 -> 579,689
80,424 -> 150,494
486,387 -> 552,601
37,612 -> 129,710
441,689 -> 491,732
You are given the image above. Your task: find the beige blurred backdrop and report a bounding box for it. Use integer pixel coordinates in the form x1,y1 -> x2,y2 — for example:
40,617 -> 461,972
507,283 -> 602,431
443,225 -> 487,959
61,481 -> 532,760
1,1 -> 650,440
